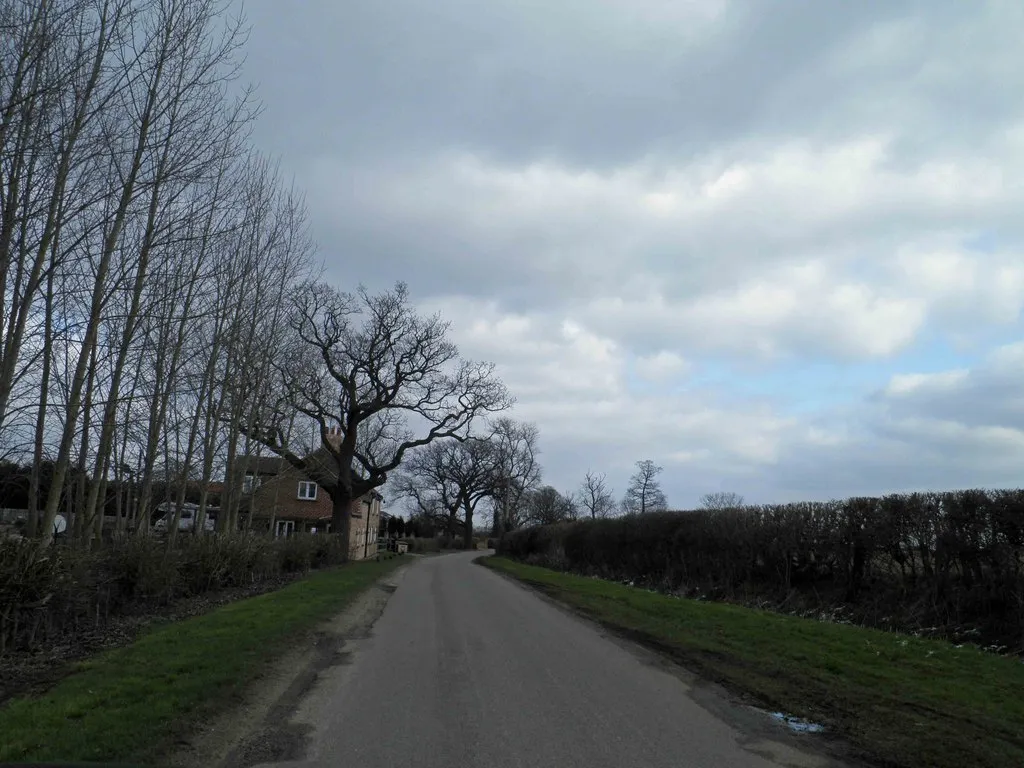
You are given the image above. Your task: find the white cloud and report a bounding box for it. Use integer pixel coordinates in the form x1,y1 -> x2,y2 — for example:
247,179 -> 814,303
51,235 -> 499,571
885,370 -> 970,396
634,351 -> 689,382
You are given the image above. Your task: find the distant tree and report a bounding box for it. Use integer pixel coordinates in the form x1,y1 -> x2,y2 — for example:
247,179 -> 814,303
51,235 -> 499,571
622,460 -> 667,514
699,491 -> 745,511
577,470 -> 615,519
525,486 -> 578,526
387,516 -> 399,537
489,418 -> 542,534
410,512 -> 438,538
393,435 -> 498,549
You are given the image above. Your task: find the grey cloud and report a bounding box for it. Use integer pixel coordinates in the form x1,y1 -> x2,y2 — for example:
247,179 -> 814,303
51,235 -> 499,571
240,0 -> 936,168
873,357 -> 1024,433
230,0 -> 1024,505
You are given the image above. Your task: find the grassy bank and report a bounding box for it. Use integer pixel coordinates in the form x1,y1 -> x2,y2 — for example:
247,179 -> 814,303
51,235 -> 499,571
0,554 -> 405,765
481,556 -> 1024,768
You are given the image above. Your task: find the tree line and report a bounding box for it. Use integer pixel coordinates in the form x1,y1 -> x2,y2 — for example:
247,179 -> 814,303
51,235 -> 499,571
394,453 -> 689,545
0,0 -> 514,556
1,0 -> 735,559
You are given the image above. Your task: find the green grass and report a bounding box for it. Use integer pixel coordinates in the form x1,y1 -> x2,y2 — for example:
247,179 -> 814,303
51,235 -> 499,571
0,555 -> 405,765
482,556 -> 1024,768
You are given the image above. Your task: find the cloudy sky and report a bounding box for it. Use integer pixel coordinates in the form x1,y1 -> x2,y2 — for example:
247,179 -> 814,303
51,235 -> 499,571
234,0 -> 1024,508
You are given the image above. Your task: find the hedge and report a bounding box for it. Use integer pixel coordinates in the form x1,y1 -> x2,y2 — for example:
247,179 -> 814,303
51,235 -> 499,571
0,533 -> 350,655
498,489 -> 1024,652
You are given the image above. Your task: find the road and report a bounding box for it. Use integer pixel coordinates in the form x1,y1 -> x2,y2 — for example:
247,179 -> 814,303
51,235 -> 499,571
266,552 -> 836,768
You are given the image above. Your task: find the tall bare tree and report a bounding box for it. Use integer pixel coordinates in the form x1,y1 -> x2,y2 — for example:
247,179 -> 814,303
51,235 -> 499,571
578,470 -> 615,519
622,459 -> 667,515
38,0 -> 255,546
237,282 -> 511,554
488,417 -> 541,534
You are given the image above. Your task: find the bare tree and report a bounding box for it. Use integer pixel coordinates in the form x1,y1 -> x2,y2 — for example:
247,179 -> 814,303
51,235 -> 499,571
622,459 -> 667,514
577,470 -> 615,519
237,282 -> 512,555
488,417 -> 541,534
394,435 -> 497,548
0,0 -> 327,547
524,485 -> 578,526
39,0 -> 255,546
392,444 -> 463,539
699,491 -> 745,511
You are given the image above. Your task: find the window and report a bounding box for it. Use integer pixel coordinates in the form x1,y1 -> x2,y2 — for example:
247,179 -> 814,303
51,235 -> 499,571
297,481 -> 317,500
242,473 -> 260,493
275,520 -> 295,538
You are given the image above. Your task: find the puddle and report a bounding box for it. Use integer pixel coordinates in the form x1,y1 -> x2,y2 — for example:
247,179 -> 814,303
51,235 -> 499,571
747,706 -> 827,735
769,712 -> 826,734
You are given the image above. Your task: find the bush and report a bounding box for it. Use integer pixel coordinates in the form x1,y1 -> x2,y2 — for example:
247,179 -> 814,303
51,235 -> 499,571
402,536 -> 440,554
0,532 -> 355,655
102,535 -> 180,605
498,489 -> 1024,652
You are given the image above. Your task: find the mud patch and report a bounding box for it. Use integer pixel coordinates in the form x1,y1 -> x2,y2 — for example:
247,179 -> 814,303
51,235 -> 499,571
745,737 -> 832,768
220,632 -> 348,768
223,722 -> 314,768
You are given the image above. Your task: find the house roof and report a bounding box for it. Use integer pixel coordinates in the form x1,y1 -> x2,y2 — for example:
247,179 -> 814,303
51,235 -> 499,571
235,455 -> 286,476
237,436 -> 386,502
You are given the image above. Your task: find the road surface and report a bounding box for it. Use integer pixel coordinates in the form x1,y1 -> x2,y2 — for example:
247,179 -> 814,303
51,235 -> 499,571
265,552 -> 837,768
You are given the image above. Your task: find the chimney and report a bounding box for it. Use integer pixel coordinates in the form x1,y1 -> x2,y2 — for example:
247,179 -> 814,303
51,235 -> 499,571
325,424 -> 343,447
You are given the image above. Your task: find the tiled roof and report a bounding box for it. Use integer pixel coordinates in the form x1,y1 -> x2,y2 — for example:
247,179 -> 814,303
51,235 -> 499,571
235,455 -> 286,475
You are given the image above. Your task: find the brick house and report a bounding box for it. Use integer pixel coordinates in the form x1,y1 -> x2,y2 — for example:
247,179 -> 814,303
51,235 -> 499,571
237,446 -> 383,561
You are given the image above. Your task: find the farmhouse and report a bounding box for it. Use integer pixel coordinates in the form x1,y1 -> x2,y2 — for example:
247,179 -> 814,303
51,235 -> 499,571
235,444 -> 382,560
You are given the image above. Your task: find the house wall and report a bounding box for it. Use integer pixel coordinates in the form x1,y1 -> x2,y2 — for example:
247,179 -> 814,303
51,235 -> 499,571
348,494 -> 382,560
248,462 -> 333,525
246,462 -> 382,560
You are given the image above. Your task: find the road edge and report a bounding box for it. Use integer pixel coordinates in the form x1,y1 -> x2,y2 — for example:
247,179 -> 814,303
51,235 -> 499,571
474,555 -> 870,768
168,559 -> 414,768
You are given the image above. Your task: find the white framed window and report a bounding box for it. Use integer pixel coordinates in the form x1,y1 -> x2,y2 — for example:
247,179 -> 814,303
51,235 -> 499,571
275,520 -> 295,537
242,473 -> 260,493
297,481 -> 318,500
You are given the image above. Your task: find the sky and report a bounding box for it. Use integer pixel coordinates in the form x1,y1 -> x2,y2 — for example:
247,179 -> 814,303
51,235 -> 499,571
232,0 -> 1024,509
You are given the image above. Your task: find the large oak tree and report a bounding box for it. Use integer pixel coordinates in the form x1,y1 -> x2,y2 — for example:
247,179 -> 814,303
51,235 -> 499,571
239,282 -> 511,554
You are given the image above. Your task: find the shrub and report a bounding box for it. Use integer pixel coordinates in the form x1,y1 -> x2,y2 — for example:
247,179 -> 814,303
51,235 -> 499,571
101,535 -> 180,605
402,536 -> 440,554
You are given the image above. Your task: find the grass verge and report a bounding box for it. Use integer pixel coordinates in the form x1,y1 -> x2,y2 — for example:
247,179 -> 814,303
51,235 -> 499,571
0,554 -> 405,765
481,556 -> 1024,768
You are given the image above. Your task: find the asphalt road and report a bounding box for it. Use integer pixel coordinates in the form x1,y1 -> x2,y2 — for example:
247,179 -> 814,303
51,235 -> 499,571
269,552 -> 833,768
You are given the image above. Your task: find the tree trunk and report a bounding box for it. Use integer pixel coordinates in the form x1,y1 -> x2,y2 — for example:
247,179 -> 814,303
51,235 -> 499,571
26,267 -> 55,538
330,489 -> 353,562
462,496 -> 474,550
